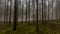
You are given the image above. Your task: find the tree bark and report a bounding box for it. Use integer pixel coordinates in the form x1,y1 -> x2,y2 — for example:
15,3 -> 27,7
13,0 -> 18,31
36,0 -> 39,34
26,0 -> 27,23
9,0 -> 12,25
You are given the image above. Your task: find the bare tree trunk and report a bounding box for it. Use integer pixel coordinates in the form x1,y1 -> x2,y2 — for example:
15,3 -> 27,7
42,0 -> 44,24
56,0 -> 58,21
5,0 -> 9,25
4,0 -> 8,25
36,0 -> 39,34
4,0 -> 6,24
26,0 -> 27,23
22,0 -> 23,23
26,0 -> 30,24
28,0 -> 30,24
9,0 -> 12,25
6,0 -> 8,24
13,0 -> 18,31
48,0 -> 49,21
32,0 -> 35,23
52,0 -> 54,20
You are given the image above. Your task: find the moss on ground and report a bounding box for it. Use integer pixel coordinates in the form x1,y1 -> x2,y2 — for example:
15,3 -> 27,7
0,22 -> 60,34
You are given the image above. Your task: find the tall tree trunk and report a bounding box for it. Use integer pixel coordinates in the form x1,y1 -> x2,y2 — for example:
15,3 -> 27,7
22,0 -> 23,23
4,0 -> 8,25
4,0 -> 6,24
56,0 -> 58,21
48,0 -> 49,21
32,0 -> 35,23
28,0 -> 30,24
26,0 -> 27,23
36,0 -> 39,34
6,0 -> 8,25
42,0 -> 44,23
52,0 -> 54,20
13,0 -> 18,31
9,0 -> 12,25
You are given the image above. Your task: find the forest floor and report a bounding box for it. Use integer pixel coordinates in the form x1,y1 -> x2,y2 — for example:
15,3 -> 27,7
0,21 -> 60,34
